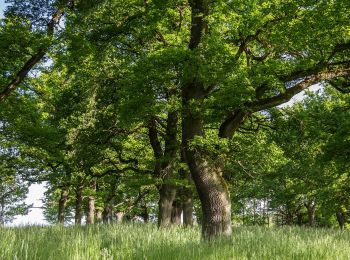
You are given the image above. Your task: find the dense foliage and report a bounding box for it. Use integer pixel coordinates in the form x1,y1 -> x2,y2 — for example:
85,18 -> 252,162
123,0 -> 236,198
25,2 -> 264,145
0,0 -> 349,241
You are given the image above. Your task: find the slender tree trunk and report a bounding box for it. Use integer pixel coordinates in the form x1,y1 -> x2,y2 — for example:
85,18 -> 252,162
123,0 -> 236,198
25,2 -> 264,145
115,212 -> 125,223
0,201 -> 5,226
58,185 -> 69,224
336,211 -> 346,230
86,180 -> 96,225
148,111 -> 178,228
182,187 -> 194,227
306,202 -> 316,227
171,200 -> 182,225
180,154 -> 194,227
296,213 -> 303,226
141,204 -> 149,223
102,206 -> 111,224
285,211 -> 294,226
96,209 -> 103,223
158,184 -> 177,227
74,180 -> 83,226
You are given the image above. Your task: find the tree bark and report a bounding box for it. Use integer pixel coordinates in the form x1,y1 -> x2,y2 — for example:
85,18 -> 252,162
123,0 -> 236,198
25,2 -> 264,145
306,202 -> 316,227
115,212 -> 125,223
171,199 -> 182,225
86,180 -> 96,225
141,204 -> 149,223
188,156 -> 232,240
182,187 -> 194,227
336,211 -> 346,230
57,185 -> 69,224
96,209 -> 103,223
74,180 -> 83,226
285,211 -> 294,226
182,71 -> 232,239
102,206 -> 112,224
158,184 -> 177,227
148,111 -> 179,228
182,0 -> 232,240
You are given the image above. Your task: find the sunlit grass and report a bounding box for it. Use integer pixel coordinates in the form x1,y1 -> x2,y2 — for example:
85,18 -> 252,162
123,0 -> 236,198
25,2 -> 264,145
0,224 -> 349,259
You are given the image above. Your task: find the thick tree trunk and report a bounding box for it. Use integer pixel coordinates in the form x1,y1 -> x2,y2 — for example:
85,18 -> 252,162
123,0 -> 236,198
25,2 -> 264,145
182,79 -> 232,239
86,181 -> 96,225
182,0 -> 232,240
189,158 -> 232,240
58,185 -> 69,224
74,181 -> 83,226
171,200 -> 182,225
158,184 -> 177,227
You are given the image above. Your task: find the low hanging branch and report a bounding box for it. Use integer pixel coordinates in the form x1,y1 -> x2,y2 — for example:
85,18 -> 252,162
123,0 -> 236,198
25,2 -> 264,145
0,2 -> 72,102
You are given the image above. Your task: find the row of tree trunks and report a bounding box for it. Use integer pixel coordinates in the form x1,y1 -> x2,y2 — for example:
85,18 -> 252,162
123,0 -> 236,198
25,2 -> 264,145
56,178 -> 194,226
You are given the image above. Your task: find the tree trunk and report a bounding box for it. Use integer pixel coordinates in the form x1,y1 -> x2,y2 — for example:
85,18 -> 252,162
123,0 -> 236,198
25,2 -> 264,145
190,159 -> 232,240
58,185 -> 69,224
141,204 -> 149,223
171,200 -> 182,225
285,211 -> 294,226
86,181 -> 96,225
182,0 -> 232,240
306,202 -> 316,227
148,111 -> 178,228
102,206 -> 111,224
336,211 -> 346,230
0,200 -> 4,226
182,82 -> 232,239
182,187 -> 194,227
115,212 -> 125,223
296,212 -> 303,226
96,209 -> 103,223
74,181 -> 83,226
158,184 -> 177,227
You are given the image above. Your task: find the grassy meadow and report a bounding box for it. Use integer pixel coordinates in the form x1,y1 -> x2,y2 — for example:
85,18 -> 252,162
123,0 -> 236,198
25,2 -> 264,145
0,224 -> 349,260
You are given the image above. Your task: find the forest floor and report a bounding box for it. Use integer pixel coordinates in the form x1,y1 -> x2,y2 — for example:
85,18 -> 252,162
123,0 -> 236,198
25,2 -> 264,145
0,224 -> 349,259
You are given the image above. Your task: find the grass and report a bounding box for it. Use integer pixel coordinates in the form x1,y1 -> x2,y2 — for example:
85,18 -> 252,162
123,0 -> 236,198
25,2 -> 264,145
0,224 -> 349,260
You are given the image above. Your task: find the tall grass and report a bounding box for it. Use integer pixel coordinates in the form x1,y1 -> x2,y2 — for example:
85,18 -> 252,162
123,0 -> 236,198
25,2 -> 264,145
0,224 -> 349,259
